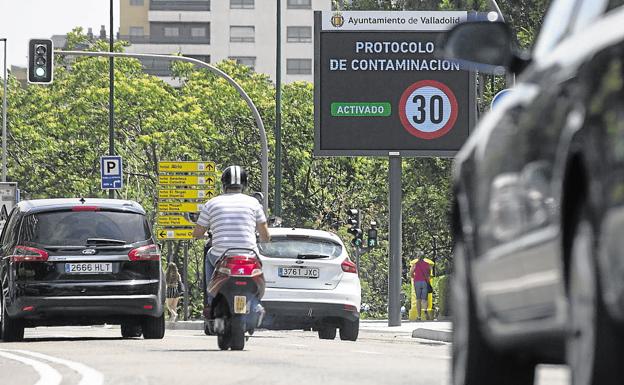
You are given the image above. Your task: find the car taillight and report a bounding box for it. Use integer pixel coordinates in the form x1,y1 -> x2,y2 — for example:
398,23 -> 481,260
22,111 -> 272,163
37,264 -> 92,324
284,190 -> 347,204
10,246 -> 49,262
341,258 -> 357,274
128,244 -> 161,261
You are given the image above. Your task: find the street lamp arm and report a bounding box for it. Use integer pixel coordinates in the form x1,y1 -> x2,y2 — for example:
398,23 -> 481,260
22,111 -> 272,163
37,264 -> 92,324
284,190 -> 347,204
55,50 -> 270,213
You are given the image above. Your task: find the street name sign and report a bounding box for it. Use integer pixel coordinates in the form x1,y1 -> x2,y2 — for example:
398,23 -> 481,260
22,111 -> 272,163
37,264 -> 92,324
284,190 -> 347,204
314,11 -> 478,156
100,156 -> 123,189
158,174 -> 216,186
158,189 -> 216,200
157,160 -> 216,239
157,215 -> 197,227
158,161 -> 216,173
158,201 -> 203,213
156,228 -> 194,240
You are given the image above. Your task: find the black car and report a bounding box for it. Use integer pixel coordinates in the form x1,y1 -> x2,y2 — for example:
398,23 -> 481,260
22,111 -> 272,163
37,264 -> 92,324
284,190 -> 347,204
0,198 -> 165,341
444,1 -> 624,385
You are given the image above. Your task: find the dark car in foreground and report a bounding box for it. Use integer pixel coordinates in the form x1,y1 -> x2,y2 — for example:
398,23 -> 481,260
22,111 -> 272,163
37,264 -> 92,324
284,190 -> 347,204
444,1 -> 624,385
0,198 -> 165,341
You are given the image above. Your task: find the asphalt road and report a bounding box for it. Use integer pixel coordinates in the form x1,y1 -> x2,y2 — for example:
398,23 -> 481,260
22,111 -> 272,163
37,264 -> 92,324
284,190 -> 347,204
0,326 -> 569,385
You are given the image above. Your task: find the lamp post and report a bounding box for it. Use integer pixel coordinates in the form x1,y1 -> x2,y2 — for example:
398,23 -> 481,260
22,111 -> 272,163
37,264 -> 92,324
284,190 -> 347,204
1,38 -> 6,183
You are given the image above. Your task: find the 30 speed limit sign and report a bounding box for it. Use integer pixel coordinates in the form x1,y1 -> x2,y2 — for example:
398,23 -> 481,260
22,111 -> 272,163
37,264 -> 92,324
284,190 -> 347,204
398,80 -> 459,140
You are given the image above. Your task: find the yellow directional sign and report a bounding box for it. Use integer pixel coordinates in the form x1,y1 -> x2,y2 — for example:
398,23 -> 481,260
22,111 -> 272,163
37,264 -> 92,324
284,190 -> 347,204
159,161 -> 216,173
158,189 -> 216,200
158,174 -> 216,186
156,228 -> 194,240
157,215 -> 197,227
158,202 -> 203,213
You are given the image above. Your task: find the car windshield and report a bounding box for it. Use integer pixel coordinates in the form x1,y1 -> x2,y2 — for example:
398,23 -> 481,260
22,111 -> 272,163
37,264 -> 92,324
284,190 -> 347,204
259,236 -> 342,259
19,210 -> 151,246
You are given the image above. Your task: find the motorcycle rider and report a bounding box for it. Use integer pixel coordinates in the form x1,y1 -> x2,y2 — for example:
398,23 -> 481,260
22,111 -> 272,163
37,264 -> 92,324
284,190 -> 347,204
192,165 -> 270,318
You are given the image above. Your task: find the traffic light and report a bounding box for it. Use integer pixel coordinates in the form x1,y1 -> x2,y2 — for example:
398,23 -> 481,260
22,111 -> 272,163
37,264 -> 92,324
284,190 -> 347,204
346,209 -> 363,247
28,39 -> 54,84
367,220 -> 378,248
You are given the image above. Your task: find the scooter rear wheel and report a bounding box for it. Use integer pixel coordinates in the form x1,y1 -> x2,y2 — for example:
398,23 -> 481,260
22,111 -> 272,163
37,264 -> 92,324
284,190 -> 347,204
230,315 -> 246,351
218,333 -> 231,350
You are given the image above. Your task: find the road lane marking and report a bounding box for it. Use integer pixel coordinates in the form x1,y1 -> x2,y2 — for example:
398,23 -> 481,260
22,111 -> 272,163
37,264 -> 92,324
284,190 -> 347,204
280,343 -> 308,348
13,350 -> 104,385
352,350 -> 384,355
0,350 -> 62,385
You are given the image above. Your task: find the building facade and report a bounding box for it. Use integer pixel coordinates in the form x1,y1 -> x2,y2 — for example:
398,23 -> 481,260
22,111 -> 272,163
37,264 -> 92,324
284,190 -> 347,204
119,0 -> 331,83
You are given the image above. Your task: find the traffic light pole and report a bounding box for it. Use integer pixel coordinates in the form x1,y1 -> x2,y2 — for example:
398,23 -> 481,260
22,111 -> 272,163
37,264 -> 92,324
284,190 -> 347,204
388,154 -> 402,327
55,50 -> 270,212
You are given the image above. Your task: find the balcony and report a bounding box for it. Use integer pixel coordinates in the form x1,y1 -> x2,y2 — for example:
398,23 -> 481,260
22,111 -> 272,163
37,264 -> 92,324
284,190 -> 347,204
149,0 -> 210,11
119,35 -> 210,45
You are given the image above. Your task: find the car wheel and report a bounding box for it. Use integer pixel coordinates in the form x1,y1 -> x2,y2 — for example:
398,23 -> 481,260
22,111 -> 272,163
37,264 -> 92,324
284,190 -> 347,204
1,296 -> 24,342
566,212 -> 623,385
121,322 -> 142,338
452,240 -> 535,385
339,318 -> 359,341
142,314 -> 165,339
318,327 -> 336,340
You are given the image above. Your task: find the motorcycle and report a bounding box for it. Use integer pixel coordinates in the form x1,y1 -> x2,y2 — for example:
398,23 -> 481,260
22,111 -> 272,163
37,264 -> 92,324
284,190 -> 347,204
204,248 -> 265,351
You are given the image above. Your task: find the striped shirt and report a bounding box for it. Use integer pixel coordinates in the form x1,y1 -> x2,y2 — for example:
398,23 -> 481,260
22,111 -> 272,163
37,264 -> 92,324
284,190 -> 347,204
197,193 -> 267,257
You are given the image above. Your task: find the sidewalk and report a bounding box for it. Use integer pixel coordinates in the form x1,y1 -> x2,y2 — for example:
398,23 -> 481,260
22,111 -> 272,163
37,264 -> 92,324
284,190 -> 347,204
165,319 -> 453,343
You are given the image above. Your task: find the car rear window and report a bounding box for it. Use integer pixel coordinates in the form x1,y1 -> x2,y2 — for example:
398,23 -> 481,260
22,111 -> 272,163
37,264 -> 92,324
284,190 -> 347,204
19,210 -> 151,246
259,236 -> 342,259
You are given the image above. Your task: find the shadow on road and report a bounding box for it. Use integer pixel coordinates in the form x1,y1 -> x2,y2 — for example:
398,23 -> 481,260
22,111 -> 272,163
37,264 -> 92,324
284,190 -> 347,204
20,336 -> 125,343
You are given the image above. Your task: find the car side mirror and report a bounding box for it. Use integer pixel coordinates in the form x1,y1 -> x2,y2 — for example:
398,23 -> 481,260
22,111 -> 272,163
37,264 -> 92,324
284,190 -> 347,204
443,21 -> 527,75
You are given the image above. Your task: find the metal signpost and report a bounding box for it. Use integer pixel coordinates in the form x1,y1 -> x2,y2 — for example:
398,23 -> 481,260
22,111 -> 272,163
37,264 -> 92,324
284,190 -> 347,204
315,11 -> 477,326
0,182 -> 17,232
157,160 -> 217,320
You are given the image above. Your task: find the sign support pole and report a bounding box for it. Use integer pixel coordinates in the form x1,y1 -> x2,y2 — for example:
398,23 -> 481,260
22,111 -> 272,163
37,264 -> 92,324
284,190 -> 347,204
108,0 -> 115,199
183,241 -> 190,321
388,153 -> 402,327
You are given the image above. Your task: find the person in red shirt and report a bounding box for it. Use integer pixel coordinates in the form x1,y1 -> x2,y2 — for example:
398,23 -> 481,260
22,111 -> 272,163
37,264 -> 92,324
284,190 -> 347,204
410,252 -> 431,320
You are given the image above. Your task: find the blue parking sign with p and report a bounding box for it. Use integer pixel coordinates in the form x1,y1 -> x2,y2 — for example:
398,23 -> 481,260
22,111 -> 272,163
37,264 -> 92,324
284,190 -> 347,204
101,156 -> 123,190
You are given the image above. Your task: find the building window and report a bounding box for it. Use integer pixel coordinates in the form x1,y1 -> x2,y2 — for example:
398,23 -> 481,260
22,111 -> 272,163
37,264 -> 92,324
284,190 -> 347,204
191,27 -> 206,37
230,0 -> 254,9
130,0 -> 144,5
287,58 -> 312,75
129,27 -> 145,36
230,26 -> 255,42
287,0 -> 311,9
164,27 -> 179,37
287,26 -> 312,43
229,56 -> 256,71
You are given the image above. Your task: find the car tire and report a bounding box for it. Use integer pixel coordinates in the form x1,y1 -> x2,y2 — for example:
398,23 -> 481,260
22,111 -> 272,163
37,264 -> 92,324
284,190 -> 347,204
1,296 -> 24,342
566,210 -> 623,385
121,322 -> 142,338
339,318 -> 359,341
452,240 -> 535,385
229,315 -> 246,351
142,314 -> 165,339
318,327 -> 336,340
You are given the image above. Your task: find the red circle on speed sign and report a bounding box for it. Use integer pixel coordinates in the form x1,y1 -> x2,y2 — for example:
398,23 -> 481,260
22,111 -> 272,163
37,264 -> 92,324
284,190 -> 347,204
398,80 -> 459,140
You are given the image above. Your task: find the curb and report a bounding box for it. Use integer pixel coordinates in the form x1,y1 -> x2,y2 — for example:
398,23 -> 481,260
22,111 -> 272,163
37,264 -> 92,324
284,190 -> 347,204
411,328 -> 452,342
